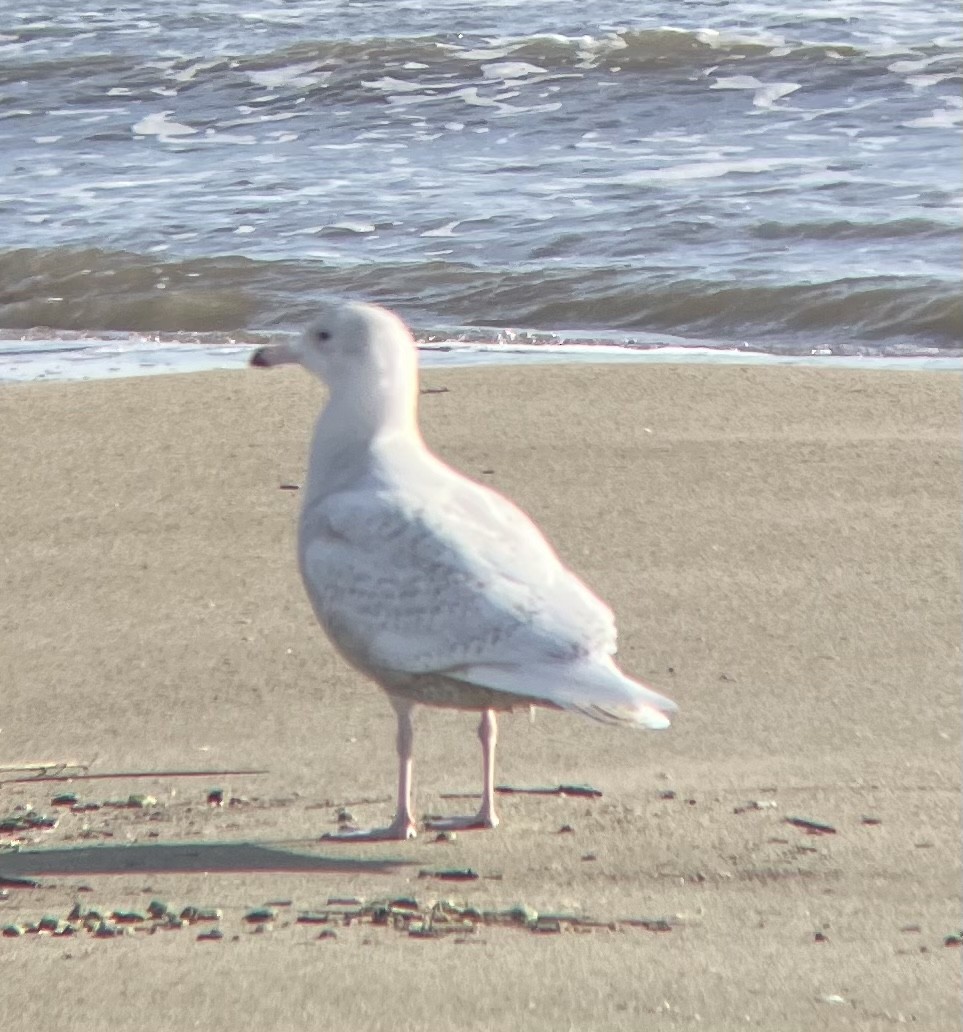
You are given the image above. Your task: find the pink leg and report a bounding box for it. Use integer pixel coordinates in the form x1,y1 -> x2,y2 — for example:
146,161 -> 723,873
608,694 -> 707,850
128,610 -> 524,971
390,698 -> 417,836
425,708 -> 500,832
322,698 -> 417,841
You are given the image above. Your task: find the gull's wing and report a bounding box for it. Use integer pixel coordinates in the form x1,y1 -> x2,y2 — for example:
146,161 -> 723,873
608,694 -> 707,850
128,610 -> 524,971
299,468 -> 617,678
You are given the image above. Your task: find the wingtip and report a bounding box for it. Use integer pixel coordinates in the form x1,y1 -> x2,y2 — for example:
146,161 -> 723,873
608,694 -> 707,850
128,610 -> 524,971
575,701 -> 675,730
626,704 -> 675,730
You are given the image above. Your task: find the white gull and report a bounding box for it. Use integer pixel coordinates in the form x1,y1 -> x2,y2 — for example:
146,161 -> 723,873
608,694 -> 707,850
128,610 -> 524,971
250,301 -> 677,840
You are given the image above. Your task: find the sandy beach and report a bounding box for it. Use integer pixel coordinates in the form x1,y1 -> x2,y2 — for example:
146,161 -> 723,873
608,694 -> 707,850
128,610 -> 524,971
1,361 -> 959,1030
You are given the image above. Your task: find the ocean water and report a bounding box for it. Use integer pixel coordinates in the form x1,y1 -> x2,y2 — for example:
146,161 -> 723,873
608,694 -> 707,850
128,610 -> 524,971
1,0 -> 960,376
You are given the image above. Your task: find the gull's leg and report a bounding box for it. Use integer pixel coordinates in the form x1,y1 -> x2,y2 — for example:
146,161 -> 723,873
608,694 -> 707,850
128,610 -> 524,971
388,697 -> 417,837
322,697 -> 417,841
476,707 -> 500,828
425,708 -> 500,831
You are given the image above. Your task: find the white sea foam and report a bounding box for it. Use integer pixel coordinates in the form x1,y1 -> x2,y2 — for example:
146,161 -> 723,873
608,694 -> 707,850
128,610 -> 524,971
132,111 -> 196,139
247,63 -> 326,89
420,220 -> 463,237
903,97 -> 963,128
480,61 -> 548,80
710,75 -> 801,109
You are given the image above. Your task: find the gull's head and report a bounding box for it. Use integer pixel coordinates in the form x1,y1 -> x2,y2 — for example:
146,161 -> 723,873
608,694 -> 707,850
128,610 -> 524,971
250,301 -> 417,390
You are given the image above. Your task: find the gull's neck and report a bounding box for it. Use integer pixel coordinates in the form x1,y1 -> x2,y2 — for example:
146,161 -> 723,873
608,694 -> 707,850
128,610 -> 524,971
305,364 -> 421,500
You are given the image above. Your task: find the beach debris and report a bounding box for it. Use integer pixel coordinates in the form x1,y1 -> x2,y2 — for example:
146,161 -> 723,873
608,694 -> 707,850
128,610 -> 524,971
0,895 -> 679,943
404,899 -> 483,939
821,995 -> 846,1006
0,810 -> 58,834
532,917 -> 563,934
785,816 -> 836,835
0,875 -> 40,889
813,932 -> 829,943
860,815 -> 882,825
558,824 -> 575,834
944,932 -> 963,948
493,783 -> 603,799
418,868 -> 479,882
387,897 -> 420,913
581,853 -> 597,862
0,761 -> 92,782
29,917 -> 79,936
93,920 -> 125,938
733,800 -> 778,814
147,900 -> 170,919
50,793 -> 79,807
658,790 -> 677,800
244,908 -> 277,924
1,766 -> 269,785
279,483 -> 300,491
495,904 -> 538,927
207,788 -> 225,807
111,910 -> 148,924
433,831 -> 457,843
621,917 -> 673,933
103,794 -> 158,809
180,906 -> 222,924
197,927 -> 224,942
296,912 -> 330,925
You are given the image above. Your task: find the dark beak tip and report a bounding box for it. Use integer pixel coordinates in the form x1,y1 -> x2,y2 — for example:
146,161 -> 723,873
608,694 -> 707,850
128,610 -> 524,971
250,348 -> 270,368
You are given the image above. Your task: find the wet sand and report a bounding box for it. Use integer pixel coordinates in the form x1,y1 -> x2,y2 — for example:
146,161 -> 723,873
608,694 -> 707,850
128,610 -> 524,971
1,362 -> 959,1030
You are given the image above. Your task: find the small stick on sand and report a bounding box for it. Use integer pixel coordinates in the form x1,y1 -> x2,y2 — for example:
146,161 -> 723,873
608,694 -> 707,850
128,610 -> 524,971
1,766 -> 269,785
785,815 -> 837,835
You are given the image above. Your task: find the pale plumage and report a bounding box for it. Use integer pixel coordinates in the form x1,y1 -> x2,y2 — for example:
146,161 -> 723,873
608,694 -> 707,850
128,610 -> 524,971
250,301 -> 676,840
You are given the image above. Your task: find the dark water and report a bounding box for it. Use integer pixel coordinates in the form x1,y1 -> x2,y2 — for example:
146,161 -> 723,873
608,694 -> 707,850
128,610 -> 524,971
1,1 -> 960,355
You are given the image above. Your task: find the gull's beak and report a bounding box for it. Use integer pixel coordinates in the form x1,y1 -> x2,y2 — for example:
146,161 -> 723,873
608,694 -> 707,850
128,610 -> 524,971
250,341 -> 298,368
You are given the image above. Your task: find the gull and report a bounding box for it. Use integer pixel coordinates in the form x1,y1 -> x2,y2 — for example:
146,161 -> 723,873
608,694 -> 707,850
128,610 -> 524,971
250,302 -> 677,840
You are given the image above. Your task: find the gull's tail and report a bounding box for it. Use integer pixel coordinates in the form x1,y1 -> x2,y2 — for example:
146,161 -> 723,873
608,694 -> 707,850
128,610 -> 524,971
452,655 -> 677,730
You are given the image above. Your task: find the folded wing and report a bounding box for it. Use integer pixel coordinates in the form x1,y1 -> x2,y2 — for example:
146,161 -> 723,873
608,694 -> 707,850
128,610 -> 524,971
300,468 -> 616,676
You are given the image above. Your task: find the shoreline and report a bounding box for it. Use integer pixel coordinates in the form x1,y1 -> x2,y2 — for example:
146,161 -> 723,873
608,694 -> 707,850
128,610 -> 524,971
1,335 -> 962,385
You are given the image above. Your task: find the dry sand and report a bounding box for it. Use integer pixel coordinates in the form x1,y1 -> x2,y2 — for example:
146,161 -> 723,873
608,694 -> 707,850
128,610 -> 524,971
0,362 -> 959,1031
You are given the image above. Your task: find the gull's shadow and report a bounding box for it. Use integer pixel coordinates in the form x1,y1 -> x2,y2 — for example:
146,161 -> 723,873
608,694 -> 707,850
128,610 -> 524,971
0,840 -> 411,879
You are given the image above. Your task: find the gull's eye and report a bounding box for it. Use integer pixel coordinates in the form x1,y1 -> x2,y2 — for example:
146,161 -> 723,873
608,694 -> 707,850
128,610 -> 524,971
315,329 -> 330,342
